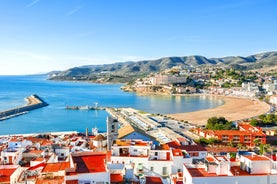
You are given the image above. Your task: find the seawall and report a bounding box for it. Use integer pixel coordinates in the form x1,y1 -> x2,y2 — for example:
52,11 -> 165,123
0,94 -> 48,121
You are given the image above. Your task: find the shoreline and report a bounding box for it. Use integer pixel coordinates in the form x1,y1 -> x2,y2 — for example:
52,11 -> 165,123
166,94 -> 271,126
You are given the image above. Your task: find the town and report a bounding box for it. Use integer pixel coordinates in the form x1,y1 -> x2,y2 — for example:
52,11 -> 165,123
1,103 -> 277,184
1,66 -> 277,184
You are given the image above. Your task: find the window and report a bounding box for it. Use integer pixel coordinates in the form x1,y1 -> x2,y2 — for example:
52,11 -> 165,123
150,167 -> 154,171
155,152 -> 158,156
61,153 -> 64,157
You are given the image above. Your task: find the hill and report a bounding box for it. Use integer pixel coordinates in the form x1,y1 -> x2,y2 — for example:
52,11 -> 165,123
49,51 -> 277,82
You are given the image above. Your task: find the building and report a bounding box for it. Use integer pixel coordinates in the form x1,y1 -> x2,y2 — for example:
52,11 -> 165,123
183,154 -> 277,184
107,116 -> 119,150
150,74 -> 187,85
195,123 -> 266,146
0,165 -> 22,184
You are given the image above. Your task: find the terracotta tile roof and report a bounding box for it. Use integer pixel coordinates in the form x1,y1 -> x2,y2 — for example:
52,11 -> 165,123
68,152 -> 108,174
206,156 -> 216,162
29,150 -> 44,154
172,149 -> 184,156
28,162 -> 46,171
35,176 -> 64,184
167,141 -> 206,152
115,139 -> 150,147
167,140 -> 181,147
243,155 -> 270,161
118,124 -> 157,141
205,146 -> 238,154
94,134 -> 106,141
187,168 -> 218,177
42,162 -> 70,172
0,167 -> 17,183
110,173 -> 123,183
66,180 -> 78,184
118,124 -> 136,138
213,130 -> 250,136
145,176 -> 163,184
156,144 -> 170,150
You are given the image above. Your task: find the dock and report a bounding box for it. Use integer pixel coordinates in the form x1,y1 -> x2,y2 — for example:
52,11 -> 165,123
0,94 -> 48,121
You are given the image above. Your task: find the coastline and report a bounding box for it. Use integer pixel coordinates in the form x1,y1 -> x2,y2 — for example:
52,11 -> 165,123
166,94 -> 271,126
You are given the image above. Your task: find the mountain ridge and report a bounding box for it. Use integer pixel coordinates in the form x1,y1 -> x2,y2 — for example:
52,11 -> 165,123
49,51 -> 277,81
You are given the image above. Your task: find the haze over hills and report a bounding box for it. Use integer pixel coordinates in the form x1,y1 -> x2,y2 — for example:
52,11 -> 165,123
49,51 -> 277,82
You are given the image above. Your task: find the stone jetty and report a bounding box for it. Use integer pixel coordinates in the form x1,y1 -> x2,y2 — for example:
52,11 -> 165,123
0,94 -> 48,121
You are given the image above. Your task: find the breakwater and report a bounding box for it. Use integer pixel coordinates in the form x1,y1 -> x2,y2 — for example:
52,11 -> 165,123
0,94 -> 48,121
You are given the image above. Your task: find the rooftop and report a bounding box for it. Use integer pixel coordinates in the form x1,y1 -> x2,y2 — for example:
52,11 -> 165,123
187,168 -> 218,177
243,155 -> 270,161
42,162 -> 70,173
69,152 -> 107,174
114,139 -> 150,147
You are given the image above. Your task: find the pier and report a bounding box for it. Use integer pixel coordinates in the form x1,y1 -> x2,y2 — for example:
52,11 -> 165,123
0,94 -> 48,121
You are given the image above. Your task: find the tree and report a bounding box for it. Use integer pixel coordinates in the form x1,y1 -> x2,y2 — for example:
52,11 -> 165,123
253,138 -> 261,147
259,144 -> 270,155
206,117 -> 232,130
250,119 -> 260,126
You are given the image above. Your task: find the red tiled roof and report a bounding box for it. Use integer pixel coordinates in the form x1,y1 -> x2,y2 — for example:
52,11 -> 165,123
35,176 -> 64,184
167,140 -> 181,147
206,156 -> 216,162
205,146 -> 237,154
66,180 -> 78,184
68,152 -> 108,174
168,142 -> 206,152
213,130 -> 249,136
243,155 -> 270,161
172,149 -> 183,156
28,162 -> 46,171
42,162 -> 70,172
145,176 -> 163,184
110,174 -> 123,182
187,168 -> 218,177
0,167 -> 17,183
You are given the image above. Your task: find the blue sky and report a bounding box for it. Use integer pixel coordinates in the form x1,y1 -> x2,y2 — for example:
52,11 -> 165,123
0,0 -> 276,75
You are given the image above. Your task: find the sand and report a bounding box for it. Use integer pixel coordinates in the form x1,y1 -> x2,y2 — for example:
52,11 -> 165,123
167,95 -> 271,126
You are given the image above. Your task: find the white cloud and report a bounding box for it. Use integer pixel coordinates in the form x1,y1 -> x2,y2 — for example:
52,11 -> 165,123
66,5 -> 83,16
25,0 -> 40,8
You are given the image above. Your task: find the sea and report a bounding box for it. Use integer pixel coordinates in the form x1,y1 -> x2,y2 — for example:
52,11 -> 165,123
0,75 -> 224,135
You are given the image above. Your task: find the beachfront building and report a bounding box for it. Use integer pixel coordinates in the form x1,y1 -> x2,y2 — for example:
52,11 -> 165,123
150,74 -> 187,85
195,123 -> 266,146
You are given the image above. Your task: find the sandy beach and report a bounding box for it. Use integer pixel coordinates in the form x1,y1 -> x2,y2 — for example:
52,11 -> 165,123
167,95 -> 271,126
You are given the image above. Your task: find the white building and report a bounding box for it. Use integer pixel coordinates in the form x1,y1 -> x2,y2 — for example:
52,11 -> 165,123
183,154 -> 277,184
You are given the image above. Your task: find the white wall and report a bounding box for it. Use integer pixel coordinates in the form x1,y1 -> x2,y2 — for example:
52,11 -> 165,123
147,160 -> 172,177
66,172 -> 110,184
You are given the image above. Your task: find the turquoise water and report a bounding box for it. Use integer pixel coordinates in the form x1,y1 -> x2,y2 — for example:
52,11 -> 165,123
0,75 -> 223,135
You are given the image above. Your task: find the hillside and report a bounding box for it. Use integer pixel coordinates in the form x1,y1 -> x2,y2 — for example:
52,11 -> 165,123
49,51 -> 277,82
